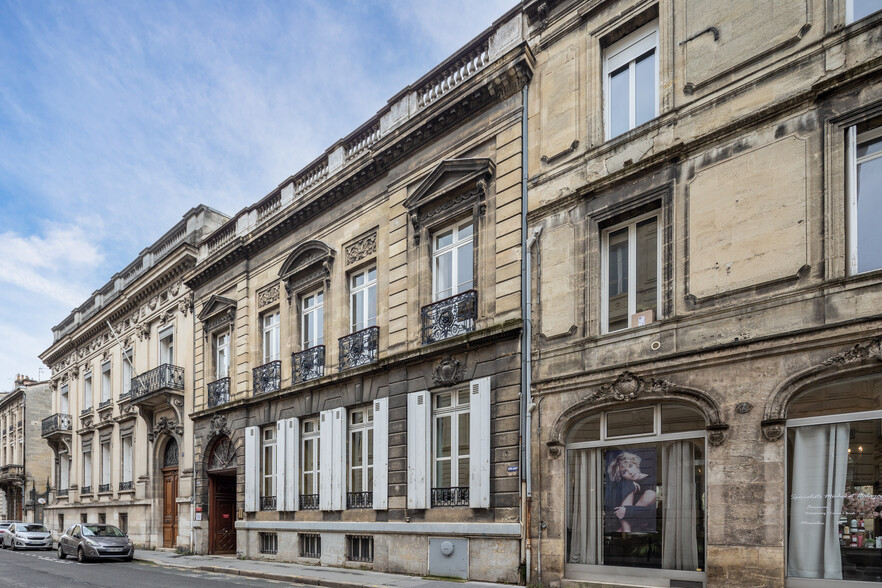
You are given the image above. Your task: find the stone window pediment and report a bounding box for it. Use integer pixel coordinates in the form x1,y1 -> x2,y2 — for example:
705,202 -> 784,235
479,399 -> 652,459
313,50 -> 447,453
279,240 -> 335,301
197,295 -> 236,333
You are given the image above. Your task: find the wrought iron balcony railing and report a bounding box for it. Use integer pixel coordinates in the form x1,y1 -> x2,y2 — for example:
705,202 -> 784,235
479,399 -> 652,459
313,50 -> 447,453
253,360 -> 281,395
119,481 -> 133,491
98,484 -> 111,493
339,327 -> 379,371
207,377 -> 230,408
347,491 -> 373,509
421,289 -> 477,344
260,496 -> 277,510
431,486 -> 469,507
292,346 -> 325,384
118,390 -> 131,401
98,399 -> 112,410
41,413 -> 72,437
299,494 -> 320,510
131,364 -> 185,400
81,486 -> 92,495
57,488 -> 68,497
80,407 -> 92,415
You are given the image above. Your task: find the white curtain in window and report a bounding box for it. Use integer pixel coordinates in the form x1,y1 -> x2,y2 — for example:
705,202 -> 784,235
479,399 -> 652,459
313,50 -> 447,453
788,424 -> 850,579
568,448 -> 601,564
662,441 -> 698,570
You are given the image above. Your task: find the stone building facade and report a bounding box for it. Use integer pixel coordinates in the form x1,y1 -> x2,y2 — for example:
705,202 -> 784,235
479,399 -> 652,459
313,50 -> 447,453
184,12 -> 531,583
0,376 -> 53,522
521,0 -> 882,587
39,206 -> 228,547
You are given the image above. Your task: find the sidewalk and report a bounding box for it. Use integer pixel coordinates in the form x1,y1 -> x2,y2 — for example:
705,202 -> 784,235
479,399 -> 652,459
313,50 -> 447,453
133,549 -> 515,588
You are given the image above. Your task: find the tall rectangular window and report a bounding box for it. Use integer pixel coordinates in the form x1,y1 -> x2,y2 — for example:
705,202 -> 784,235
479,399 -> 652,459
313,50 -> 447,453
349,407 -> 374,502
302,291 -> 324,349
121,436 -> 133,484
602,212 -> 659,333
60,454 -> 70,491
433,390 -> 470,494
215,332 -> 230,379
261,427 -> 276,509
83,450 -> 92,491
262,311 -> 281,362
159,326 -> 174,365
60,383 -> 69,414
101,361 -> 111,402
122,348 -> 133,397
350,267 -> 377,332
604,22 -> 658,140
83,372 -> 92,410
301,418 -> 320,508
848,125 -> 882,275
433,220 -> 474,301
101,441 -> 111,486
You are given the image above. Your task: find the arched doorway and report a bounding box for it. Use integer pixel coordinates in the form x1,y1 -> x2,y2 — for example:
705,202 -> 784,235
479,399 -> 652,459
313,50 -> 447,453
162,438 -> 179,548
207,436 -> 237,554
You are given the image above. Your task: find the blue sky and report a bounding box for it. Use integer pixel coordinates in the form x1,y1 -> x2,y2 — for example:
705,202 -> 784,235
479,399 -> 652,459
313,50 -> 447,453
0,0 -> 515,389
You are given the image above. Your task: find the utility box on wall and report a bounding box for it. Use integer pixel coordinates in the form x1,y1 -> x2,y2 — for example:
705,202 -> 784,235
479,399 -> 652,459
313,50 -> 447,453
428,537 -> 469,579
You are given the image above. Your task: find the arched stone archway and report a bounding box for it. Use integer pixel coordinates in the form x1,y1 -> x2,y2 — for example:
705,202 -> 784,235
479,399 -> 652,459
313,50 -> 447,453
205,435 -> 237,554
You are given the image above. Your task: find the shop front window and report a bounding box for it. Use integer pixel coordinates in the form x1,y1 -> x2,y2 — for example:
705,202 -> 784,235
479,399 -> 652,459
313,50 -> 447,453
566,404 -> 706,578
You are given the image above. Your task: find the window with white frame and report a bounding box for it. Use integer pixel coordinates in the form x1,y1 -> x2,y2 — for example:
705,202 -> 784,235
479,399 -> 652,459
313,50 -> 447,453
301,418 -> 320,508
60,383 -> 69,414
350,267 -> 377,332
122,348 -> 133,397
848,125 -> 882,275
82,449 -> 92,492
121,436 -> 132,486
159,325 -> 174,365
214,331 -> 230,380
262,311 -> 280,363
348,407 -> 374,507
101,361 -> 111,402
101,441 -> 111,488
301,291 -> 324,349
261,427 -> 277,509
433,220 -> 474,301
59,453 -> 70,492
604,22 -> 658,140
433,389 -> 470,505
602,211 -> 660,333
83,372 -> 92,410
847,0 -> 881,23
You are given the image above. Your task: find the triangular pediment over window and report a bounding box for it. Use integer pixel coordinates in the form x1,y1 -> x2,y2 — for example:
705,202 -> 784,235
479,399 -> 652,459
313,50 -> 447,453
279,240 -> 335,296
197,295 -> 236,332
404,158 -> 495,213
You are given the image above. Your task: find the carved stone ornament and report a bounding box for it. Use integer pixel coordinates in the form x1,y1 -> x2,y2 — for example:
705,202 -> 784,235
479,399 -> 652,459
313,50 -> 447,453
583,371 -> 673,404
432,356 -> 466,387
147,416 -> 183,443
137,323 -> 151,341
170,280 -> 182,297
208,437 -> 236,471
735,402 -> 753,414
762,419 -> 786,442
178,294 -> 192,317
821,336 -> 882,366
258,284 -> 280,308
345,232 -> 378,266
208,413 -> 231,438
159,309 -> 175,325
148,296 -> 158,310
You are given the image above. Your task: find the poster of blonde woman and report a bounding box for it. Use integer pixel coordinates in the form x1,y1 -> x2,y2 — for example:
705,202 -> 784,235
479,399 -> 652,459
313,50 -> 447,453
605,448 -> 658,534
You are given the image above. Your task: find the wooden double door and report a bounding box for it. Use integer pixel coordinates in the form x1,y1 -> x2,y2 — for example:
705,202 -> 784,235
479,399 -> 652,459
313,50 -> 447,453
162,467 -> 178,548
209,474 -> 237,554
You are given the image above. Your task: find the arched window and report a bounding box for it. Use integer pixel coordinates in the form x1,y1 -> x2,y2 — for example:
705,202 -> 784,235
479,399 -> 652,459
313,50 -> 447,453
565,403 -> 706,581
163,438 -> 179,468
786,373 -> 882,582
208,437 -> 236,472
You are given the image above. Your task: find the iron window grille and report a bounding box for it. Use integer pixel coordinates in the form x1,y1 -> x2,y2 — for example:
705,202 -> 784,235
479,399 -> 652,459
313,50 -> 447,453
98,484 -> 111,493
421,289 -> 477,344
260,496 -> 277,511
292,346 -> 325,383
119,481 -> 133,491
207,377 -> 230,407
300,533 -> 321,558
258,532 -> 278,555
98,399 -> 112,410
80,486 -> 91,495
347,535 -> 374,563
57,489 -> 68,497
130,364 -> 185,398
253,360 -> 282,395
431,486 -> 470,507
338,327 -> 379,371
347,491 -> 373,509
299,494 -> 320,510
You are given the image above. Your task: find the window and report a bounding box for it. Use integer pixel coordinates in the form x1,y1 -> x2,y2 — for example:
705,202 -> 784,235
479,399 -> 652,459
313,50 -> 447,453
262,311 -> 281,363
159,326 -> 174,365
347,535 -> 374,562
848,0 -> 881,23
785,373 -> 882,582
433,220 -> 474,301
82,450 -> 92,493
118,513 -> 127,535
58,515 -> 64,533
80,514 -> 87,524
848,125 -> 882,275
302,291 -> 324,349
261,427 -> 277,510
301,418 -> 320,509
215,332 -> 230,379
433,390 -> 470,506
101,361 -> 111,402
101,441 -> 111,490
565,404 -> 706,577
98,512 -> 106,524
83,372 -> 92,410
350,267 -> 377,332
59,453 -> 70,492
60,383 -> 69,414
122,348 -> 133,397
604,22 -> 658,140
121,436 -> 133,488
348,407 -> 374,508
259,532 -> 278,555
601,212 -> 659,333
300,533 -> 321,558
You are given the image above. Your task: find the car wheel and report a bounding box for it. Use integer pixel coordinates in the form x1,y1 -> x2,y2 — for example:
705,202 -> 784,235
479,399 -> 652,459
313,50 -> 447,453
123,554 -> 133,562
77,547 -> 87,563
58,544 -> 66,559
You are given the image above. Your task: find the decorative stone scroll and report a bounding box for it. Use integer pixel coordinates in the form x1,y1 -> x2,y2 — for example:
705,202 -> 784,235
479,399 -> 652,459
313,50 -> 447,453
432,355 -> 466,387
208,413 -> 231,438
258,284 -> 280,308
147,416 -> 183,443
345,232 -> 377,266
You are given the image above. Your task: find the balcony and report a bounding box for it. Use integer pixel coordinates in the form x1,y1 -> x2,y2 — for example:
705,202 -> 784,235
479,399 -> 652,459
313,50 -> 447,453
292,346 -> 325,384
119,481 -> 133,491
260,496 -> 277,510
347,491 -> 373,509
57,488 -> 68,497
207,377 -> 230,408
339,327 -> 379,371
421,290 -> 477,344
81,486 -> 92,495
431,486 -> 469,507
253,360 -> 281,396
41,413 -> 72,439
299,494 -> 319,510
0,464 -> 24,483
130,364 -> 185,410
98,483 -> 111,493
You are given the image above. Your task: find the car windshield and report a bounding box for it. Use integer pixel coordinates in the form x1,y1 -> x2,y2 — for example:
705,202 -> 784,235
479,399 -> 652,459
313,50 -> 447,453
82,525 -> 124,537
22,525 -> 48,533
0,524 -> 10,529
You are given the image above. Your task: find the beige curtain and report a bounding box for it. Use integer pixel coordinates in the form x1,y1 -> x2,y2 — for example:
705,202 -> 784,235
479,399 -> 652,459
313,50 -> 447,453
662,441 -> 698,570
568,448 -> 601,564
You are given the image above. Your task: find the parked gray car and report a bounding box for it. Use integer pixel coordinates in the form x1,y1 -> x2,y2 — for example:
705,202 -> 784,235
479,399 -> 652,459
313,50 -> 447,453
57,523 -> 133,562
1,522 -> 52,550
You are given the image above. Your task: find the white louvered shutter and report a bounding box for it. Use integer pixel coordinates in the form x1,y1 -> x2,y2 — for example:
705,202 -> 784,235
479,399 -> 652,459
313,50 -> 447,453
244,426 -> 259,512
332,407 -> 346,511
319,410 -> 332,511
286,417 -> 300,511
372,397 -> 389,510
407,390 -> 431,509
469,376 -> 491,509
275,420 -> 286,511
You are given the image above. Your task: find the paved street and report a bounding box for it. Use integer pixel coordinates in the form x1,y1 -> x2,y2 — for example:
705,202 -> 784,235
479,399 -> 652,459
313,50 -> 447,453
0,547 -> 302,588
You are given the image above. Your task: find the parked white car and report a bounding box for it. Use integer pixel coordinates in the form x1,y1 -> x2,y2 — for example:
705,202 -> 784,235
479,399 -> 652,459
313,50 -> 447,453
1,522 -> 52,550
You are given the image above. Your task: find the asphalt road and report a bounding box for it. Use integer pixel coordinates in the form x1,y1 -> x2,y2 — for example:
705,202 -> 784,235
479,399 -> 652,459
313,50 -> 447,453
0,546 -> 303,588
